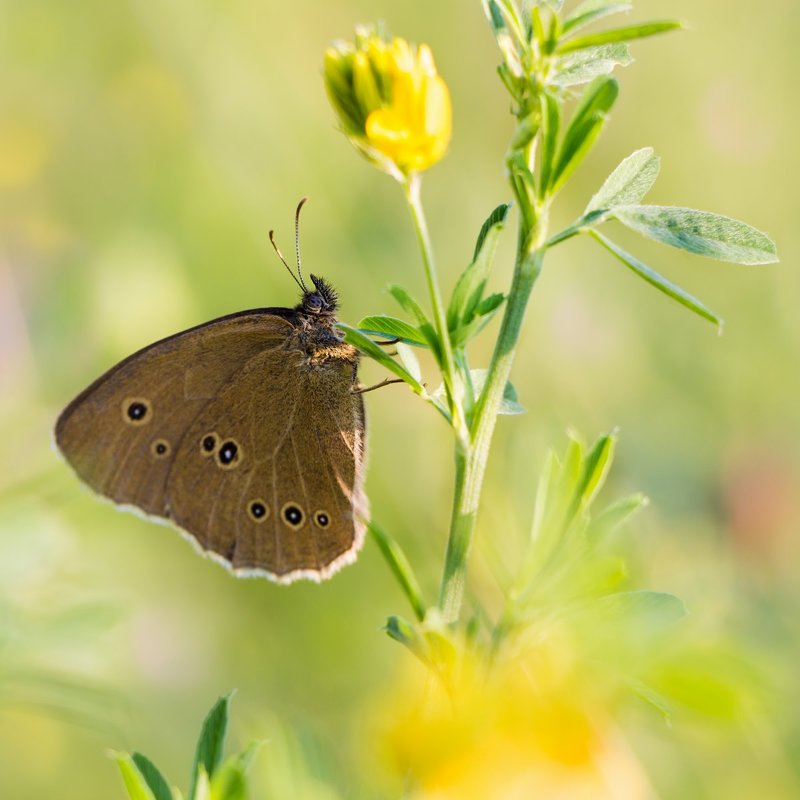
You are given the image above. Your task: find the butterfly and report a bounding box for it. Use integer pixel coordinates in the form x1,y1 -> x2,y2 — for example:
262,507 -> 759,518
55,200 -> 369,583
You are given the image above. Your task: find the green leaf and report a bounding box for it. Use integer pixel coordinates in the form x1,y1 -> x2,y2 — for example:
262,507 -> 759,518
188,694 -> 233,800
590,492 -> 648,537
357,315 -> 428,347
338,324 -> 426,395
590,230 -> 722,328
585,147 -> 660,212
472,202 -> 512,263
476,291 -> 505,316
133,753 -> 174,800
369,522 -> 427,622
447,203 -> 510,333
595,590 -> 688,630
550,76 -> 619,193
387,284 -> 441,357
557,20 -> 684,54
113,752 -> 158,800
193,770 -> 211,800
612,205 -> 779,265
396,342 -> 422,383
562,0 -> 633,35
470,369 -> 525,414
484,0 -> 506,34
209,747 -> 262,800
387,284 -> 431,328
628,679 -> 673,724
572,432 -> 615,514
538,92 -> 560,195
384,614 -> 429,663
553,43 -> 632,87
451,293 -> 505,348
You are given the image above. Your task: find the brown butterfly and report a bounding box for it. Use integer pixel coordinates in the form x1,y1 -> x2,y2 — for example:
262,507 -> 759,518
55,200 -> 368,583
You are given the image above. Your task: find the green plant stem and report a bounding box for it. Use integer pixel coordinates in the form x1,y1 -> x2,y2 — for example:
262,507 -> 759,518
438,246 -> 545,622
403,175 -> 468,443
438,132 -> 548,623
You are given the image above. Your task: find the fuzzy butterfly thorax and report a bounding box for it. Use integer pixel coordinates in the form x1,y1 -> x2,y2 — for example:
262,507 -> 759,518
55,272 -> 368,584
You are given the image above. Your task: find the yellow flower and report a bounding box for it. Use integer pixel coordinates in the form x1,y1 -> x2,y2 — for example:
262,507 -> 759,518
324,26 -> 451,178
376,644 -> 654,799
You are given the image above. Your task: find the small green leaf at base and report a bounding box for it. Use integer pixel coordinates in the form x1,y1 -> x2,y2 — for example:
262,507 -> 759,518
590,230 -> 722,328
133,753 -> 174,800
612,205 -> 779,265
113,752 -> 158,800
369,522 -> 427,621
188,693 -> 234,800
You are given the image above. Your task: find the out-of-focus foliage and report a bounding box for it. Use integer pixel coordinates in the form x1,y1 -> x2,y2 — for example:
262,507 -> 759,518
1,0 -> 799,798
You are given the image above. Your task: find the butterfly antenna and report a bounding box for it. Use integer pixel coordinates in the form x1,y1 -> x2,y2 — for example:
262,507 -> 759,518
269,229 -> 305,293
294,196 -> 309,292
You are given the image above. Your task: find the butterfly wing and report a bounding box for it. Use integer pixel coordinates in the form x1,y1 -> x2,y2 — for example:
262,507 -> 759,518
167,348 -> 367,581
55,309 -> 367,582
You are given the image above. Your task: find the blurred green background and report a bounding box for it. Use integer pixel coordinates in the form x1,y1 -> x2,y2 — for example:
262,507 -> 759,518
1,0 -> 798,797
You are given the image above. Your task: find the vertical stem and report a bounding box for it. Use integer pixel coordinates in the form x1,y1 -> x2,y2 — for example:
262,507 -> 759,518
403,175 -> 468,442
438,244 -> 545,622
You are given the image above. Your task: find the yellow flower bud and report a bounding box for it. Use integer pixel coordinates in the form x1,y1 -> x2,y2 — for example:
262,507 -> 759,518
324,26 -> 452,179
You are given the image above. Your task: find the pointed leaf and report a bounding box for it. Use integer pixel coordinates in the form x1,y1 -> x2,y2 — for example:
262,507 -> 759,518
585,147 -> 660,212
451,294 -> 505,347
209,750 -> 258,800
551,76 -> 619,193
472,202 -> 512,263
612,205 -> 779,265
385,615 -> 430,664
557,20 -> 684,54
538,92 -> 561,195
113,752 -> 158,800
369,522 -> 427,621
188,694 -> 233,800
357,315 -> 429,347
396,342 -> 422,383
573,432 -> 615,513
553,43 -> 633,87
387,284 -> 432,328
387,284 -> 440,357
590,230 -> 722,327
338,324 -> 426,394
562,1 -> 633,35
590,493 -> 649,537
448,204 -> 510,333
133,753 -> 174,800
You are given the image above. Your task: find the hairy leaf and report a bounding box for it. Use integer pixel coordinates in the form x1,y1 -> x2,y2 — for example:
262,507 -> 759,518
612,205 -> 779,265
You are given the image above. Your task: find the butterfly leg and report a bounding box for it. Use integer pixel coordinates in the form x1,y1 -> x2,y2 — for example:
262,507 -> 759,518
353,377 -> 405,395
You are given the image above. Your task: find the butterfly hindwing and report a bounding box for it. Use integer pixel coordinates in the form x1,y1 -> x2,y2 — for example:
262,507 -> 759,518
167,348 -> 367,581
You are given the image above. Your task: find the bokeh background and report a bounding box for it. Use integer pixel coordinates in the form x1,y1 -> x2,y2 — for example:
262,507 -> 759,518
2,0 -> 798,797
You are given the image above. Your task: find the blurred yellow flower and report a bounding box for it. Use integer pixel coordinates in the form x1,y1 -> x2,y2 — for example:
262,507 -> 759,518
377,647 -> 654,800
324,26 -> 451,179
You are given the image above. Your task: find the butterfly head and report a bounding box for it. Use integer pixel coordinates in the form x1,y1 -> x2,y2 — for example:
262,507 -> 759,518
300,274 -> 339,316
